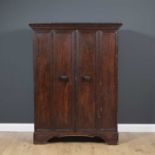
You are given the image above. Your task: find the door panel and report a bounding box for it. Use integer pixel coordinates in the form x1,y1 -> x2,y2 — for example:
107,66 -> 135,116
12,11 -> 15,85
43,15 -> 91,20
96,32 -> 117,129
50,30 -> 74,129
76,31 -> 96,130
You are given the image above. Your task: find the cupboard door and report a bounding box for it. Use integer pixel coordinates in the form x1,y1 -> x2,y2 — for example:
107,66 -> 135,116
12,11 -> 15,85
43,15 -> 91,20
96,32 -> 117,129
50,30 -> 75,130
76,31 -> 96,130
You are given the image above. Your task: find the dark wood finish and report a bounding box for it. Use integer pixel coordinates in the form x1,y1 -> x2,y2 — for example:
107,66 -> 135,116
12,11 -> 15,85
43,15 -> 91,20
76,31 -> 96,130
51,30 -> 74,129
29,23 -> 122,145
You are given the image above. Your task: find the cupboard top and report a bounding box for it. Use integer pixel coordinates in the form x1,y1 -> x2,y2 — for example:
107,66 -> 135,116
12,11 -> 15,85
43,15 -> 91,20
29,23 -> 122,32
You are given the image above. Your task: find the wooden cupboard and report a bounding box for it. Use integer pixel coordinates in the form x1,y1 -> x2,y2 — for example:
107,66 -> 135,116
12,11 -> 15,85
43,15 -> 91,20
29,23 -> 122,144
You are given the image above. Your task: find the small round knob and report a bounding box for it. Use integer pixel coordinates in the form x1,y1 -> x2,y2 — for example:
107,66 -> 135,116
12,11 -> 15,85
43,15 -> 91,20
82,75 -> 91,81
59,75 -> 69,82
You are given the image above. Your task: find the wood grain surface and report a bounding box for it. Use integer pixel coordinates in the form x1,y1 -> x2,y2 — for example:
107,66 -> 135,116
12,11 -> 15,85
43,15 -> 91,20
30,23 -> 122,144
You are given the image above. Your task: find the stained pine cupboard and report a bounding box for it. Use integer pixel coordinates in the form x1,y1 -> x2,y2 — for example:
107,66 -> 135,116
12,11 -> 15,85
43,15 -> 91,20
29,23 -> 122,145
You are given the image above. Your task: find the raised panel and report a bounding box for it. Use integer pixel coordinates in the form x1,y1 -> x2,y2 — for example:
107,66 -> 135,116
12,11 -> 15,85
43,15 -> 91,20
76,31 -> 96,130
50,30 -> 75,129
96,32 -> 117,129
34,32 -> 51,129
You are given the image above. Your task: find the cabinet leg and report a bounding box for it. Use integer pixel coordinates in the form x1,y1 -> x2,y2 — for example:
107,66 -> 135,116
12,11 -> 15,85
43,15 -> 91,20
33,132 -> 54,144
100,132 -> 118,145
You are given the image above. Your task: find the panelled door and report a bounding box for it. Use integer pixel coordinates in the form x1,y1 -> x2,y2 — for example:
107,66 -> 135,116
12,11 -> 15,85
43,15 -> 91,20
35,30 -> 75,130
75,30 -> 117,131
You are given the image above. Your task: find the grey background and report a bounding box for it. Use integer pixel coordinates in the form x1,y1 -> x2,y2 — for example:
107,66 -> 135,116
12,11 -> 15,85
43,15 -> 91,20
0,0 -> 155,123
